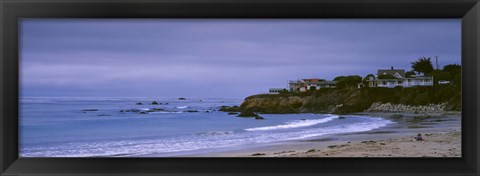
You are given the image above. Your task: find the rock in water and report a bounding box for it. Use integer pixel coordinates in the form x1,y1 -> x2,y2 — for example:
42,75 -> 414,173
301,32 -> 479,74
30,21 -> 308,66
151,101 -> 159,105
237,110 -> 257,117
219,106 -> 241,112
255,116 -> 265,120
338,116 -> 346,119
227,112 -> 239,115
178,97 -> 186,100
136,102 -> 143,105
251,153 -> 266,156
82,109 -> 98,111
237,110 -> 264,120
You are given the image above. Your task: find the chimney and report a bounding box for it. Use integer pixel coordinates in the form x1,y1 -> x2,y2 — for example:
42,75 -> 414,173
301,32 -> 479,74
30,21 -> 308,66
391,66 -> 394,70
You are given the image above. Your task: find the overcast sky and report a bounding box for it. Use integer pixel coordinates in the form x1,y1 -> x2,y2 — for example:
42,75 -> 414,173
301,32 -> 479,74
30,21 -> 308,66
20,19 -> 461,98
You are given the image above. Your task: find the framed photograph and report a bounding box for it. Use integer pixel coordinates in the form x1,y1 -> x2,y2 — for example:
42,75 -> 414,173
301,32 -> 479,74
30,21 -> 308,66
1,0 -> 479,175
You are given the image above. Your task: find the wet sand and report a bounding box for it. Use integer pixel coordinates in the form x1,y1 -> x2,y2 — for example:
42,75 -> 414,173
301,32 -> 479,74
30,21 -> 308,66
181,112 -> 461,157
263,131 -> 461,157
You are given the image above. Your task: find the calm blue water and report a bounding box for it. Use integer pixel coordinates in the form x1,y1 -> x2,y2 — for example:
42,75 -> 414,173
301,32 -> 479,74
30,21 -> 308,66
19,97 -> 393,157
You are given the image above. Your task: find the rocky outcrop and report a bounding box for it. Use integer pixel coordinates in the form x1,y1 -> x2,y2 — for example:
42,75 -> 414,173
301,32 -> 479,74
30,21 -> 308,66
239,90 -> 346,114
236,86 -> 460,114
240,96 -> 304,113
237,110 -> 265,120
219,106 -> 241,112
237,110 -> 259,117
366,102 -> 447,113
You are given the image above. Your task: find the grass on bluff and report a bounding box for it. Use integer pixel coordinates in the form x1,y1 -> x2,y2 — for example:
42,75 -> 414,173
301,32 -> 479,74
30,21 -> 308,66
245,84 -> 460,114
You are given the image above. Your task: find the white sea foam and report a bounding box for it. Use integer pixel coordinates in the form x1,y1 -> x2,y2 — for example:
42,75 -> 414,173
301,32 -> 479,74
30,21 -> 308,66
176,106 -> 188,109
244,115 -> 338,131
290,117 -> 395,140
19,115 -> 394,157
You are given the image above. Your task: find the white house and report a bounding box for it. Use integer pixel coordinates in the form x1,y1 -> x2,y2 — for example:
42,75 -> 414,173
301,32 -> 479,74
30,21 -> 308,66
368,67 -> 433,88
288,78 -> 337,92
269,88 -> 286,94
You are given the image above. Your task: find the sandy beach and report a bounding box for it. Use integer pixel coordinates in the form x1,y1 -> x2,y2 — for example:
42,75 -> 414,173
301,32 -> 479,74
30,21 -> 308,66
261,130 -> 460,157
181,112 -> 461,157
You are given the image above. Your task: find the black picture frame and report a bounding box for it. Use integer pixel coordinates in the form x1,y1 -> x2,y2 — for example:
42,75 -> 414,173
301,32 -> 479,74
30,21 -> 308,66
1,0 -> 479,175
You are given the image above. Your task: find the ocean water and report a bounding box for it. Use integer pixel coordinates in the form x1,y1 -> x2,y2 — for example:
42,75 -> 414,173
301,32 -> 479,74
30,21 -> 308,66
19,97 -> 394,157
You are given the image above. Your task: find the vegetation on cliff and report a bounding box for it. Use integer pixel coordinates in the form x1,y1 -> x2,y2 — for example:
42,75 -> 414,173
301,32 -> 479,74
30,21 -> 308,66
235,85 -> 460,114
222,57 -> 461,115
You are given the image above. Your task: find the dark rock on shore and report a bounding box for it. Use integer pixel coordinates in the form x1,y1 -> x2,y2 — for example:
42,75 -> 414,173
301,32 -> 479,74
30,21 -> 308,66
366,102 -> 447,113
227,112 -> 239,115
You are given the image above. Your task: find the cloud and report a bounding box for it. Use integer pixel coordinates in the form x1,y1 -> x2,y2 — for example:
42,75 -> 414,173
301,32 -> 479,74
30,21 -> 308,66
20,19 -> 461,98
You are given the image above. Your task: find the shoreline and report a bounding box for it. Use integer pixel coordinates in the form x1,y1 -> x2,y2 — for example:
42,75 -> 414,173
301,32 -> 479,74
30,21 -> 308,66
158,111 -> 461,157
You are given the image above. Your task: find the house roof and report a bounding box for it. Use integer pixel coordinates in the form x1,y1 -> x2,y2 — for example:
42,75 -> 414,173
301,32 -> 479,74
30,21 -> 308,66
405,76 -> 433,79
378,69 -> 405,78
307,81 -> 337,85
302,78 -> 326,83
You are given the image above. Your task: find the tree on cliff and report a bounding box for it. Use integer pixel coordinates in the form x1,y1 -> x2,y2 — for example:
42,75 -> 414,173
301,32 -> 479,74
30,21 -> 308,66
362,74 -> 375,84
411,57 -> 434,75
427,70 -> 450,85
443,64 -> 461,75
405,71 -> 416,78
334,75 -> 362,88
443,64 -> 461,85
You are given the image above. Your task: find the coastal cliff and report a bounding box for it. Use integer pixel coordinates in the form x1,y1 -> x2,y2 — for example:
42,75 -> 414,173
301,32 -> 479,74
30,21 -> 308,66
231,86 -> 460,114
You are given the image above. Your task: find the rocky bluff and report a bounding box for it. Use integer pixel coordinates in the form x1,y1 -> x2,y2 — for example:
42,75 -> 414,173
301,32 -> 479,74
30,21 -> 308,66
221,86 -> 460,114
